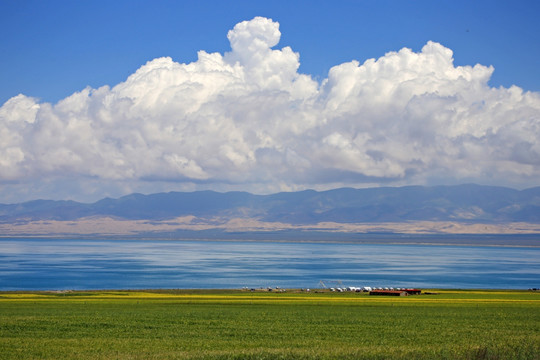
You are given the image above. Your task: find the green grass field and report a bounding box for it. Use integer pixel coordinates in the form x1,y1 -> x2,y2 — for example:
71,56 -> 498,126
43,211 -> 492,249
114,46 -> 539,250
0,289 -> 538,359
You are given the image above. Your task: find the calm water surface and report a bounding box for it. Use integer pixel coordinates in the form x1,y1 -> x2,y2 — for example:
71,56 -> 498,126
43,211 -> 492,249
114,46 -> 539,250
0,239 -> 538,290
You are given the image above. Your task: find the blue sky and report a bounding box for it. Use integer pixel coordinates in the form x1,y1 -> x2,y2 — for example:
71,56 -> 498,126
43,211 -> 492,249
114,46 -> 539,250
2,0 -> 539,104
0,1 -> 539,202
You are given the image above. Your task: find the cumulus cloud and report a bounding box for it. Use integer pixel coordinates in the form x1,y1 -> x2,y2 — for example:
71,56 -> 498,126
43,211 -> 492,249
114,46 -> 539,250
1,16 -> 539,201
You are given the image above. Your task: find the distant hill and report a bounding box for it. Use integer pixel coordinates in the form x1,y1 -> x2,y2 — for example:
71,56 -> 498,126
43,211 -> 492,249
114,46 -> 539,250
1,184 -> 540,224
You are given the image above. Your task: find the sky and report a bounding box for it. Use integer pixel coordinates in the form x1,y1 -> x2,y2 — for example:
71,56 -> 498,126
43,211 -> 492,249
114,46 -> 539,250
1,0 -> 539,203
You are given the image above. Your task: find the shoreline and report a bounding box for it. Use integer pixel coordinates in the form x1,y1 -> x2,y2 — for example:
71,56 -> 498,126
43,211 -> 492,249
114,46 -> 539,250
1,288 -> 538,294
1,234 -> 539,248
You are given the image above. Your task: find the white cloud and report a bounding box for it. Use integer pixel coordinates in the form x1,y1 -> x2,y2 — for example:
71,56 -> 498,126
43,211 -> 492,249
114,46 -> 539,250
1,17 -> 539,201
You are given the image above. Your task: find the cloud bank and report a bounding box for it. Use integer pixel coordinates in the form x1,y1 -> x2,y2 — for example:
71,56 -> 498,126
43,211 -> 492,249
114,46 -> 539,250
1,17 -> 539,201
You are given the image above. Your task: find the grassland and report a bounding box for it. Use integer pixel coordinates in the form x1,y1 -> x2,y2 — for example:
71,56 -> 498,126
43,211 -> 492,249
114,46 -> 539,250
0,289 -> 538,359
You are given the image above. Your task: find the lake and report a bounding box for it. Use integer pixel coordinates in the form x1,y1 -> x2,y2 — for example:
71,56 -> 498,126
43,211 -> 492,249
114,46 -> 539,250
0,238 -> 539,290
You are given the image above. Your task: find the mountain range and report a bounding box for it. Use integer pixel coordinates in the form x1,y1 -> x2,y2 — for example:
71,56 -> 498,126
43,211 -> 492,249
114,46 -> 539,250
2,184 -> 540,224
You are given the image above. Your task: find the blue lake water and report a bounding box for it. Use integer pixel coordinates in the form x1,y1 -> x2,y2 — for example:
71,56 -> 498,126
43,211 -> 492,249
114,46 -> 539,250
0,239 -> 539,290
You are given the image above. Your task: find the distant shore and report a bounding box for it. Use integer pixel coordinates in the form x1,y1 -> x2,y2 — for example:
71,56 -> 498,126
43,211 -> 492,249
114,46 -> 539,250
2,216 -> 540,243
1,232 -> 539,247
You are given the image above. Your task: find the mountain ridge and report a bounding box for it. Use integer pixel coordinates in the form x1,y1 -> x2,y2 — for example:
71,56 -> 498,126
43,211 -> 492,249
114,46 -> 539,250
1,184 -> 540,224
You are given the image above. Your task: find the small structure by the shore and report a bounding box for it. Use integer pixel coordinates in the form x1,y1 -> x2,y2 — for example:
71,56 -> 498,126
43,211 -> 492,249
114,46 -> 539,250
369,290 -> 408,296
369,288 -> 422,296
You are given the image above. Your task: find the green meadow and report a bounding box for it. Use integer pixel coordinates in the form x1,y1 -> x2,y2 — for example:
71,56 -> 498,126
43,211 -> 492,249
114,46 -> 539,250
0,290 -> 538,359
